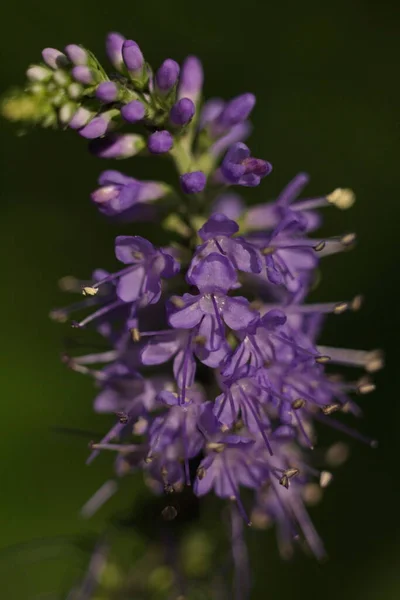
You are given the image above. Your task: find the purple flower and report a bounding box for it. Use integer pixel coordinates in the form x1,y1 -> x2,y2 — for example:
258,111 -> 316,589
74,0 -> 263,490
79,114 -> 110,139
217,93 -> 255,129
155,59 -> 180,93
96,81 -> 118,103
168,284 -> 258,352
105,32 -> 125,71
221,142 -> 272,187
170,97 -> 195,126
91,170 -> 169,217
187,214 -> 263,280
121,100 -> 145,123
148,130 -> 173,154
180,171 -> 206,194
113,236 -> 179,304
178,55 -> 203,103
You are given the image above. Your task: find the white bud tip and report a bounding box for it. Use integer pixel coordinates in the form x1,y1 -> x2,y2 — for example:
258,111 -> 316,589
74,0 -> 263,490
320,471 -> 333,488
327,188 -> 356,210
82,286 -> 98,296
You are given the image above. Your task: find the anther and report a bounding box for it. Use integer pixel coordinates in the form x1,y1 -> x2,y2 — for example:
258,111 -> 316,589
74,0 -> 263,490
320,471 -> 333,488
279,474 -> 289,489
333,302 -> 349,315
326,188 -> 356,210
284,468 -> 299,479
207,442 -> 225,452
292,398 -> 306,410
314,241 -> 326,252
341,233 -> 357,247
366,350 -> 384,373
357,382 -> 376,395
315,355 -> 330,364
351,295 -> 363,311
82,286 -> 98,296
170,296 -> 185,308
321,403 -> 342,415
131,327 -> 141,342
116,412 -> 129,424
197,467 -> 206,480
261,246 -> 275,256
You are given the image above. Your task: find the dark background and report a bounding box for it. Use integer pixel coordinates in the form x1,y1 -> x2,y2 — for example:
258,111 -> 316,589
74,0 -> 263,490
0,0 -> 399,598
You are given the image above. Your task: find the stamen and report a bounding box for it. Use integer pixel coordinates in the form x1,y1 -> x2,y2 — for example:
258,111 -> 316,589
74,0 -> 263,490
89,442 -> 139,452
316,346 -> 384,372
326,188 -> 356,210
131,327 -> 141,342
292,399 -> 306,410
321,403 -> 342,415
82,286 -> 98,296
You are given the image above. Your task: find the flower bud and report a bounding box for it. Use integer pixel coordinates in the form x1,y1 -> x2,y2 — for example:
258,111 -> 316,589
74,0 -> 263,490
121,100 -> 145,123
155,59 -> 180,93
178,55 -> 203,104
68,107 -> 93,129
148,130 -> 173,154
106,32 -> 125,71
122,40 -> 144,76
79,114 -> 111,139
180,171 -> 206,194
42,48 -> 68,69
26,65 -> 52,82
64,44 -> 88,66
170,97 -> 195,126
90,134 -> 146,159
71,65 -> 97,85
96,81 -> 118,103
218,93 -> 255,128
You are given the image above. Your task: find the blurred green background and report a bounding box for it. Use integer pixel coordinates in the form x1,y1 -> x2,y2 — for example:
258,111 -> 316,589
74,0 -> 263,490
0,0 -> 399,597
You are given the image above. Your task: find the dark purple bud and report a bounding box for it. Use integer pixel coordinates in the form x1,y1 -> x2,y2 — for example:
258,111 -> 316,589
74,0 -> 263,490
105,32 -> 125,71
148,130 -> 173,154
121,100 -> 145,123
96,82 -> 118,103
79,115 -> 109,139
155,59 -> 180,92
218,93 -> 256,127
72,65 -> 96,85
42,48 -> 68,69
178,56 -> 203,103
170,97 -> 195,126
122,40 -> 144,74
180,171 -> 207,194
64,44 -> 88,66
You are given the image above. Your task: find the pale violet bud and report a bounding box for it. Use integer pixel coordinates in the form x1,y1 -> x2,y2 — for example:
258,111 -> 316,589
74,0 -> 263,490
65,44 -> 88,66
79,114 -> 111,139
106,32 -> 125,71
42,48 -> 68,69
90,134 -> 146,159
71,66 -> 98,85
68,106 -> 93,129
26,65 -> 52,82
170,97 -> 195,126
178,55 -> 203,104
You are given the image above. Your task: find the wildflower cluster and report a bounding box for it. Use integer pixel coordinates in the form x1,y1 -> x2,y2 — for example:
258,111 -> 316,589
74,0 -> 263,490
4,31 -> 383,589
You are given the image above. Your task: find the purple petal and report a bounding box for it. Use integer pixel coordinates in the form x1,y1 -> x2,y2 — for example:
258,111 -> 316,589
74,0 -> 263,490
117,267 -> 144,303
198,213 -> 239,240
222,296 -> 258,331
187,253 -> 237,292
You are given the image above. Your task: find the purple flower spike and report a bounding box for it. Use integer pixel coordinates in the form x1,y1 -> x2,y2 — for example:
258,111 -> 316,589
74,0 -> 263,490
148,130 -> 173,154
89,134 -> 145,159
180,171 -> 206,194
105,32 -> 125,71
122,40 -> 144,75
72,65 -> 96,85
64,44 -> 88,66
121,100 -> 146,123
178,55 -> 203,103
218,93 -> 256,128
170,97 -> 195,126
221,142 -> 272,187
42,48 -> 68,69
96,82 -> 118,103
79,115 -> 110,139
155,59 -> 180,93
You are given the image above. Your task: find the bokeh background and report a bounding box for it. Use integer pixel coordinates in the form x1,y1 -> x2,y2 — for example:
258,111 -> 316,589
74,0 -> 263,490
0,0 -> 399,597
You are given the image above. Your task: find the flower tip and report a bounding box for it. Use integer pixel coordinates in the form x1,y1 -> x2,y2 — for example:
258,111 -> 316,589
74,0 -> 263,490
180,171 -> 207,194
327,188 -> 356,210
